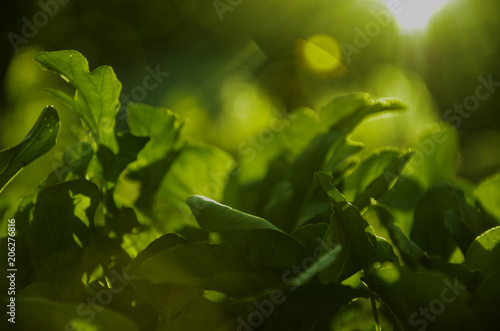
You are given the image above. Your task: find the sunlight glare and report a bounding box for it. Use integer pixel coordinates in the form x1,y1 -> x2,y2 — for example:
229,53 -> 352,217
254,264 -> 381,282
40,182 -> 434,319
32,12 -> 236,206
383,0 -> 452,31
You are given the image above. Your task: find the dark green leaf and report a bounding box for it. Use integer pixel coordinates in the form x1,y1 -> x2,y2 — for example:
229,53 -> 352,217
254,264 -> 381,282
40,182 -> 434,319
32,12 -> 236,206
28,179 -> 99,300
411,184 -> 458,259
12,296 -> 139,330
187,195 -> 310,270
373,203 -> 426,267
344,150 -> 413,209
0,106 -> 59,193
128,242 -> 262,297
315,172 -> 379,270
291,223 -> 329,251
372,264 -> 470,330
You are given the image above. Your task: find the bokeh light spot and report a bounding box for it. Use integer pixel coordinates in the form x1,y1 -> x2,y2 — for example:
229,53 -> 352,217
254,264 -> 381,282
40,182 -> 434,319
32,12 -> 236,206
297,34 -> 346,78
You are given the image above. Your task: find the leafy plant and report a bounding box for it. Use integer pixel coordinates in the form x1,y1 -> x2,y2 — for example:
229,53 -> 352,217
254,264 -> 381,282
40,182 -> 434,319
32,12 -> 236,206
1,50 -> 499,330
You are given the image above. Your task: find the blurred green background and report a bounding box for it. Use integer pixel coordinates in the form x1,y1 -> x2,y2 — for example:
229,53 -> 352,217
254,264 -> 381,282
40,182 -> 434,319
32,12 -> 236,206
1,0 -> 499,211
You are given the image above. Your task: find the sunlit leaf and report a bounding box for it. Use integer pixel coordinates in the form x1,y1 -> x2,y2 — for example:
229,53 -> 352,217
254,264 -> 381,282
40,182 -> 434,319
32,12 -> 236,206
465,226 -> 500,273
475,172 -> 500,222
35,50 -> 121,152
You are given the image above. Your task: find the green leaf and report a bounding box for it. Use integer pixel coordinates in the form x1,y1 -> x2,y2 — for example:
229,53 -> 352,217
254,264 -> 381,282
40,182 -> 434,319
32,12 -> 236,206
263,283 -> 369,330
84,233 -> 133,283
0,106 -> 59,193
261,94 -> 404,232
270,130 -> 344,231
323,138 -> 364,174
320,93 -> 406,133
128,242 -> 262,297
98,133 -> 150,186
375,236 -> 399,265
35,50 -> 121,152
412,184 -> 497,259
343,150 -> 413,209
403,125 -> 459,190
158,144 -> 234,212
475,172 -> 500,222
11,296 -> 139,331
319,213 -> 361,283
291,223 -> 329,251
465,226 -> 500,273
128,280 -> 233,330
126,102 -> 182,167
124,103 -> 182,214
411,184 -> 458,259
373,203 -> 425,267
280,107 -> 321,156
187,195 -> 310,270
474,270 -> 500,307
188,195 -> 280,232
130,143 -> 234,231
315,172 -> 379,270
96,132 -> 150,224
372,264 -> 469,330
128,281 -> 201,323
291,244 -> 342,287
446,186 -> 499,254
28,179 -> 99,300
46,141 -> 93,184
128,233 -> 188,271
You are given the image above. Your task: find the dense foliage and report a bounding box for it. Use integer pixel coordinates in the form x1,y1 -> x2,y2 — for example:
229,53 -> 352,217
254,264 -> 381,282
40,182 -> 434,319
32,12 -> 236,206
1,50 -> 499,330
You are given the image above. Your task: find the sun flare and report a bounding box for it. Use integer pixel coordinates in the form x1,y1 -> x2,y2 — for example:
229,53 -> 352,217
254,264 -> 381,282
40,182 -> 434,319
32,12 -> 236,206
383,0 -> 452,31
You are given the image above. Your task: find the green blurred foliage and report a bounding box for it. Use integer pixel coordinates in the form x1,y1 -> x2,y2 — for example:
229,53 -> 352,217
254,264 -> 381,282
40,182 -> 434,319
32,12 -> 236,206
1,1 -> 500,329
2,0 -> 500,208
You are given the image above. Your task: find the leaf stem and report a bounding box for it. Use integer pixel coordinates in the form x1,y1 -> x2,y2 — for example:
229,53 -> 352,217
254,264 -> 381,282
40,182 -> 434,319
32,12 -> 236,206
370,295 -> 381,331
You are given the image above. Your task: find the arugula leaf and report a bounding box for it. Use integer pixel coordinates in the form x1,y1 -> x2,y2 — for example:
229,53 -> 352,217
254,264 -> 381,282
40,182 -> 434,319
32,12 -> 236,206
372,264 -> 470,331
373,203 -> 426,268
149,145 -> 234,230
291,223 -> 329,251
128,241 -> 262,297
410,184 -> 458,259
319,213 -> 362,283
465,226 -> 500,273
12,296 -> 139,331
404,125 -> 459,190
187,195 -> 310,270
0,106 -> 59,193
290,244 -> 342,287
315,172 -> 379,270
320,93 -> 406,133
126,102 -> 182,168
28,179 -> 99,301
475,172 -> 500,222
280,107 -> 321,156
264,282 -> 369,330
411,184 -> 498,259
128,281 -> 233,330
35,50 -> 121,153
343,150 -> 414,209
265,93 -> 406,232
